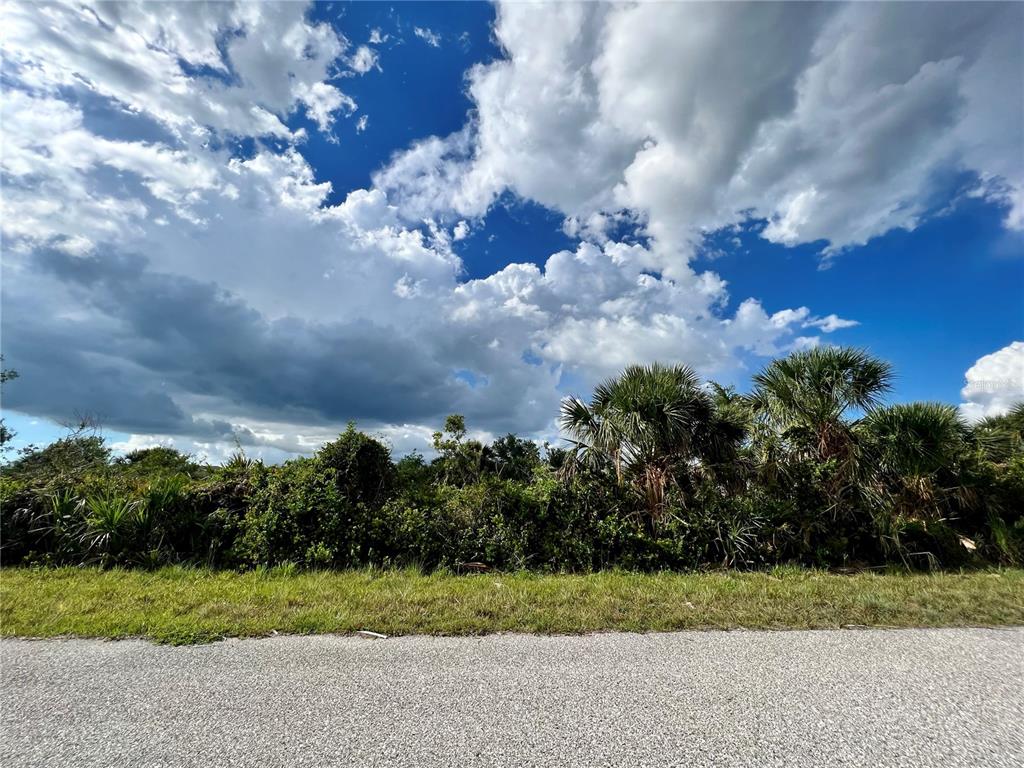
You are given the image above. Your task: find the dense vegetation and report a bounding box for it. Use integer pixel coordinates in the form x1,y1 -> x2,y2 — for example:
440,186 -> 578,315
2,348 -> 1022,572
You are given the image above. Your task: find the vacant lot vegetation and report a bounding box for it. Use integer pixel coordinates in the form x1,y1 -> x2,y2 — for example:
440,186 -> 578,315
3,567 -> 1022,644
2,348 -> 1022,575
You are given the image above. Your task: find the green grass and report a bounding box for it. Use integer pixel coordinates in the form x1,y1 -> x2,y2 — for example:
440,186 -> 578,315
2,566 -> 1022,645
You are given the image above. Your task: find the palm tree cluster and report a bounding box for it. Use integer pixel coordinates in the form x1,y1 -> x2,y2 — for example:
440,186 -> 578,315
561,347 -> 1022,565
560,363 -> 744,525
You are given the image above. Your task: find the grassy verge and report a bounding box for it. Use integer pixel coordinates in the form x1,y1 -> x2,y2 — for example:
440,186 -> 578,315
2,567 -> 1022,645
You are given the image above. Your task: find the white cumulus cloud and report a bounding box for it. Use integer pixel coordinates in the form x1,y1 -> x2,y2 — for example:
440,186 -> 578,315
960,342 -> 1024,422
378,2 -> 1023,270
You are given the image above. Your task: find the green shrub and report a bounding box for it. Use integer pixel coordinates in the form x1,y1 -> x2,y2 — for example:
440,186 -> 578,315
113,447 -> 206,480
79,493 -> 143,565
316,424 -> 396,507
234,458 -> 345,567
2,433 -> 110,488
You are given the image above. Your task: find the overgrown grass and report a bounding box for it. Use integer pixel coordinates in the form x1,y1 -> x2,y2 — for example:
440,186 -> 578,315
2,567 -> 1022,645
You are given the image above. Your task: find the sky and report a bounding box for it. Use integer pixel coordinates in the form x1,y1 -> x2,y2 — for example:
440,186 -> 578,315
1,0 -> 1022,463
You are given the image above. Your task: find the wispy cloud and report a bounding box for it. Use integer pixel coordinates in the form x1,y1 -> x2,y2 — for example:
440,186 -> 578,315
414,26 -> 441,48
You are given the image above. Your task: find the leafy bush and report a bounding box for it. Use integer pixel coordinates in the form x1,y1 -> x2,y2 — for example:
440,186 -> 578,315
114,447 -> 205,480
316,424 -> 396,507
3,432 -> 110,491
233,458 -> 347,567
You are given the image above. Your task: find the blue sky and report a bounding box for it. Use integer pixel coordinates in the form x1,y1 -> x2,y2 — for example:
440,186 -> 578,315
2,1 -> 1022,461
708,197 -> 1024,404
306,2 -> 499,196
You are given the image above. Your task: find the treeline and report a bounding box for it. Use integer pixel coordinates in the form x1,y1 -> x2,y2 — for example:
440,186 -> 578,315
2,347 -> 1022,571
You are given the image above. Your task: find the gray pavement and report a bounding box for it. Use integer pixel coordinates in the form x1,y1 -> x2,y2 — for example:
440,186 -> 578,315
2,627 -> 1022,767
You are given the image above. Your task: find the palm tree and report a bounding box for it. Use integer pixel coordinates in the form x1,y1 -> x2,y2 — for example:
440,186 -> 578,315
747,346 -> 893,466
973,402 -> 1024,462
700,382 -> 755,491
861,402 -> 971,515
864,402 -> 969,476
559,363 -> 736,524
859,402 -> 974,564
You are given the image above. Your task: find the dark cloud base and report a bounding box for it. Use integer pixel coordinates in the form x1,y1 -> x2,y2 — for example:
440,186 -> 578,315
3,248 -> 530,443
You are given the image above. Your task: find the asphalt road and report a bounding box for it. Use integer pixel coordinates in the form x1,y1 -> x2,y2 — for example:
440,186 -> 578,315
2,627 -> 1022,767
